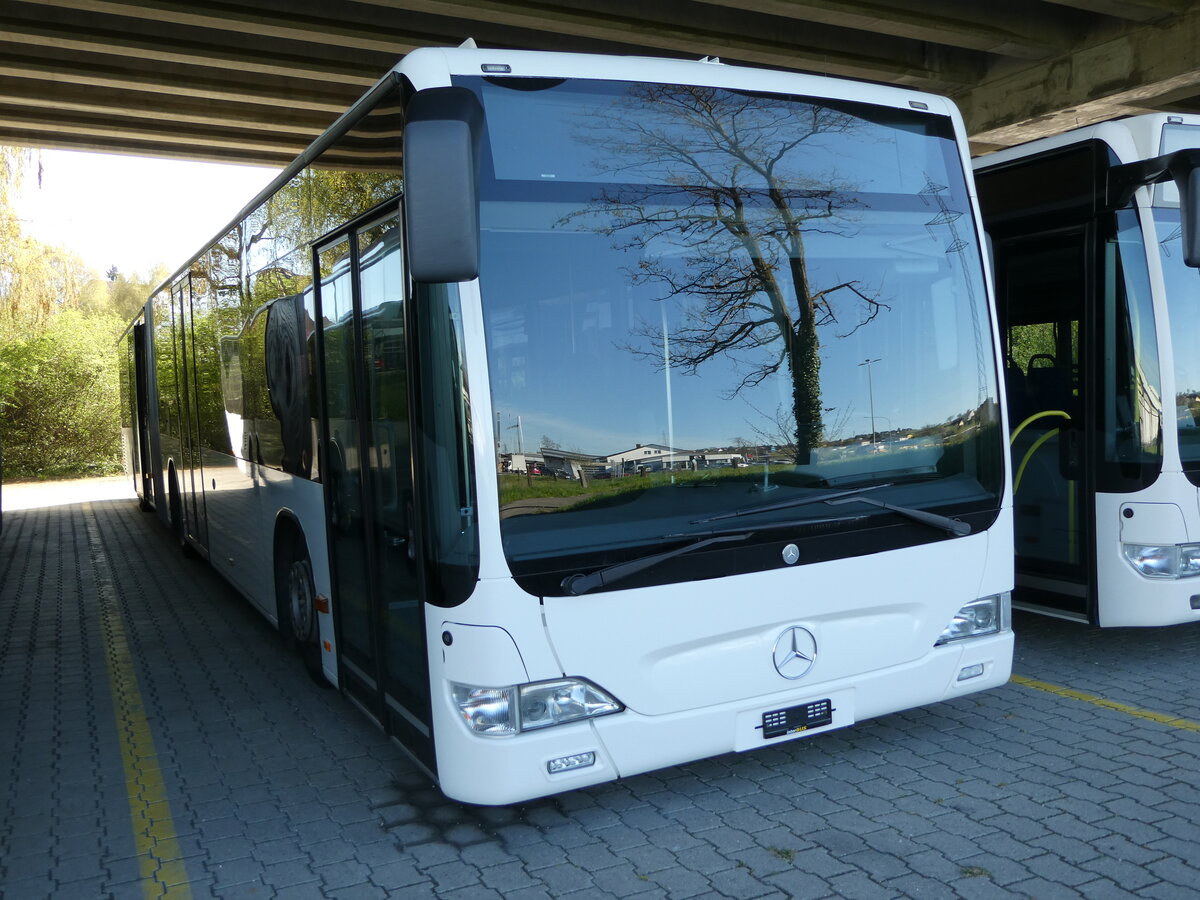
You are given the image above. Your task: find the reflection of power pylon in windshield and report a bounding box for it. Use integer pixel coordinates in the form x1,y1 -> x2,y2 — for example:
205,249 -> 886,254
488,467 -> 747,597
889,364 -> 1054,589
921,176 -> 987,409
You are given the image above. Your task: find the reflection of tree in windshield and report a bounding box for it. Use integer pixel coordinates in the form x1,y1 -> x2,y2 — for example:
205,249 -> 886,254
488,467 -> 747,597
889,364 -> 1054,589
572,85 -> 889,461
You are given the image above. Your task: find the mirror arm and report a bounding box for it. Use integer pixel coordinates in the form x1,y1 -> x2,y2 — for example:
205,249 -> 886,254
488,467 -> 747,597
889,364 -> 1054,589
1107,148 -> 1200,269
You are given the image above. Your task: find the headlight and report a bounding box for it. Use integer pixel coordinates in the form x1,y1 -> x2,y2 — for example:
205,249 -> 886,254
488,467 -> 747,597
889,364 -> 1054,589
1122,543 -> 1200,579
936,594 -> 1008,645
452,678 -> 622,737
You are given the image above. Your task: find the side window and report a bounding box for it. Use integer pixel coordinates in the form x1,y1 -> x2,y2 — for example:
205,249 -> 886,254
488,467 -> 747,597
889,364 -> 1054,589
1001,237 -> 1084,432
240,307 -> 277,467
240,298 -> 312,476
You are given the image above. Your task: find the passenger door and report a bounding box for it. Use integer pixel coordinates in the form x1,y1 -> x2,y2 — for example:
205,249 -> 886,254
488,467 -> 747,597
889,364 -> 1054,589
995,230 -> 1093,618
174,277 -> 210,552
315,212 -> 434,771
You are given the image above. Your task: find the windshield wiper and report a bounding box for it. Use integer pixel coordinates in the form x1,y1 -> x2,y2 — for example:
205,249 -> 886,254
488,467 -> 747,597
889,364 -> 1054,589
560,533 -> 753,596
824,495 -> 970,536
691,483 -> 892,524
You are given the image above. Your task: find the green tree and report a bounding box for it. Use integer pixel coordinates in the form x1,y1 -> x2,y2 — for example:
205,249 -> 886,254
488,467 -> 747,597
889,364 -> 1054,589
0,145 -> 154,478
0,309 -> 124,477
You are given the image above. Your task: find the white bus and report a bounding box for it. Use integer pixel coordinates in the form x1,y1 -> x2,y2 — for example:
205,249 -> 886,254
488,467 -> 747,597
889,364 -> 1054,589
974,114 -> 1200,627
120,46 -> 1013,805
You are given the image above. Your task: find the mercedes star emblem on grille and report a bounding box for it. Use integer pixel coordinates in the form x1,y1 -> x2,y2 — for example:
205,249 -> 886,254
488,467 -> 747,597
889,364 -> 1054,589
772,626 -> 817,679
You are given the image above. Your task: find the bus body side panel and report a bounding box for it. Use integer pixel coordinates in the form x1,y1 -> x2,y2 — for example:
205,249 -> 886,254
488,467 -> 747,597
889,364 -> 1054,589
1095,483 -> 1200,626
203,459 -> 268,611
257,469 -> 335,648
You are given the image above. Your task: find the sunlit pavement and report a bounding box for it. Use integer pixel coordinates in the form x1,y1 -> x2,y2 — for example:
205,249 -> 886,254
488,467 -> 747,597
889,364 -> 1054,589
3,479 -> 1200,898
2,475 -> 134,511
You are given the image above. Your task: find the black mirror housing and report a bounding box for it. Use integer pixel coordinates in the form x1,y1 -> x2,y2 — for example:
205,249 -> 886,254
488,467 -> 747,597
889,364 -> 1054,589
404,87 -> 485,283
1168,152 -> 1200,269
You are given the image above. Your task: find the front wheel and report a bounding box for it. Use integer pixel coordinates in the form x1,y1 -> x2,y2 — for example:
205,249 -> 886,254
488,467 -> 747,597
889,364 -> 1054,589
279,535 -> 325,684
167,470 -> 196,558
287,553 -> 316,646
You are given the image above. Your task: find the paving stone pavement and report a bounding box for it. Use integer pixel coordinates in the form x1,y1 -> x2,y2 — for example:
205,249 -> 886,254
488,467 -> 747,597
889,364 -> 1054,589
4,483 -> 1200,898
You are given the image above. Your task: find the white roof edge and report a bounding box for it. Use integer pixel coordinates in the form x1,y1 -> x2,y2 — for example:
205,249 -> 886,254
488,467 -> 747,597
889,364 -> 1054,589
393,46 -> 961,118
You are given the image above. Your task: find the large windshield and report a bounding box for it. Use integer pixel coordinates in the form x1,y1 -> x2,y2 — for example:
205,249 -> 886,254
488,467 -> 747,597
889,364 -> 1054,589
462,76 -> 1002,592
1157,207 -> 1200,480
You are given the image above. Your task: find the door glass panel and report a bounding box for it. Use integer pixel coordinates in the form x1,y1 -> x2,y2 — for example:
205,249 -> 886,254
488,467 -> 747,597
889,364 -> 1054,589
319,237 -> 376,675
357,218 -> 428,724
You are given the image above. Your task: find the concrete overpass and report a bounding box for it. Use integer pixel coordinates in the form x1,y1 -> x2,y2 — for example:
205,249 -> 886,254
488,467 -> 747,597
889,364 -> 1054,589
4,0 -> 1200,165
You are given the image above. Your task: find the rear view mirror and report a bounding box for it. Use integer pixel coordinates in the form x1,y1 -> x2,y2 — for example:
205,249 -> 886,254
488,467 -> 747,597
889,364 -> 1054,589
1168,153 -> 1200,269
404,87 -> 485,283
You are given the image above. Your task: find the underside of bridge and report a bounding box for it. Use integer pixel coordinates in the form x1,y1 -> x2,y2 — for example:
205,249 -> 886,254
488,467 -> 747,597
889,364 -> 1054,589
4,0 -> 1200,165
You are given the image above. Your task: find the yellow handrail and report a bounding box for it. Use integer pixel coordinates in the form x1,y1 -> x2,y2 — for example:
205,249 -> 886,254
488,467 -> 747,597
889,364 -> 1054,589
1014,427 -> 1059,494
1010,409 -> 1071,446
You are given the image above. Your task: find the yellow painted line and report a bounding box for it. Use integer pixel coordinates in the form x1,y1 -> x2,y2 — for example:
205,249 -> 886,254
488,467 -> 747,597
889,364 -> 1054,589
84,503 -> 193,900
1011,674 -> 1200,733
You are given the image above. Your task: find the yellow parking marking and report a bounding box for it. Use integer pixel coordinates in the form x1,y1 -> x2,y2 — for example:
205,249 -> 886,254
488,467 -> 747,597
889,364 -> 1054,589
1011,674 -> 1200,733
85,504 -> 193,900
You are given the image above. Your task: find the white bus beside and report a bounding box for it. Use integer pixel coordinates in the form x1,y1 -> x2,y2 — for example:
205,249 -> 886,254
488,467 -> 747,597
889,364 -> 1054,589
120,46 -> 1013,805
975,114 -> 1200,626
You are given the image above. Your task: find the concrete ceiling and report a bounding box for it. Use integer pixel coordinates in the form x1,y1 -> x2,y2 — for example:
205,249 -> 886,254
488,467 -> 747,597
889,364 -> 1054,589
4,0 -> 1200,166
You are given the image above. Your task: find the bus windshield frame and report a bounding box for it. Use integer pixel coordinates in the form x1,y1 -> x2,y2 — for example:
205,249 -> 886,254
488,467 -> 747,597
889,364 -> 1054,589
457,75 -> 1004,595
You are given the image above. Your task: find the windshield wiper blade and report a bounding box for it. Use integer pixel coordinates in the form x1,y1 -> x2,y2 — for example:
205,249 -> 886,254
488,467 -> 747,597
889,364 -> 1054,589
691,483 -> 892,524
561,533 -> 752,596
824,495 -> 970,536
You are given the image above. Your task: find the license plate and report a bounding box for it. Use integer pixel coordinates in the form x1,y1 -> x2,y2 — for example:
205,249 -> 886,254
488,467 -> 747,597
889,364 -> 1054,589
761,698 -> 833,739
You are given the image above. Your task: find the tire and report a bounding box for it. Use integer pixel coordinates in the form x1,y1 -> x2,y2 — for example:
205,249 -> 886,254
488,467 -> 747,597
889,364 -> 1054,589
278,533 -> 326,684
167,469 -> 196,558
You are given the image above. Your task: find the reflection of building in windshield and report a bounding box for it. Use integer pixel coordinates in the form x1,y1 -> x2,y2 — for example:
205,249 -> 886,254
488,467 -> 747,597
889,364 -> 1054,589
501,442 -> 748,480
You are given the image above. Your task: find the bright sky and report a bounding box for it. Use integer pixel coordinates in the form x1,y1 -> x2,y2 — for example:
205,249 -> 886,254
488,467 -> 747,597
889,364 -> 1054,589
14,148 -> 280,280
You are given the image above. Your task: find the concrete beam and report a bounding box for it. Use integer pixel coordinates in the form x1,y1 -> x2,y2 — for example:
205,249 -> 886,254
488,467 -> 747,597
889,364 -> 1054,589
0,130 -> 298,167
1037,0 -> 1179,22
0,12 -> 382,85
20,0 -> 447,55
0,48 -> 358,113
686,0 -> 1076,59
960,5 -> 1200,150
0,106 -> 306,158
0,80 -> 332,137
355,0 -> 984,86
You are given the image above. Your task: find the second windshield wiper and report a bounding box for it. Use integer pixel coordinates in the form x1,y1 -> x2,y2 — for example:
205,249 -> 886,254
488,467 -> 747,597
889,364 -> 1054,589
691,483 -> 891,524
691,480 -> 971,536
824,495 -> 971,536
561,533 -> 752,596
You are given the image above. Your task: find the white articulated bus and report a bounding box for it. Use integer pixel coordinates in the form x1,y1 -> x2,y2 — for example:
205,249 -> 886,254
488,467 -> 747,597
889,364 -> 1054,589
119,46 -> 1013,805
974,114 -> 1200,627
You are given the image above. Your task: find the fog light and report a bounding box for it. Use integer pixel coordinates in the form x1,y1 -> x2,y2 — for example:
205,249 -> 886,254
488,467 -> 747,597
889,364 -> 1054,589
547,752 -> 596,773
957,663 -> 985,682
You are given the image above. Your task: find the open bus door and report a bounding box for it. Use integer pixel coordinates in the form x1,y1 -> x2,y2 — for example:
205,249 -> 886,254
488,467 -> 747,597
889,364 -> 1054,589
994,230 -> 1094,620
